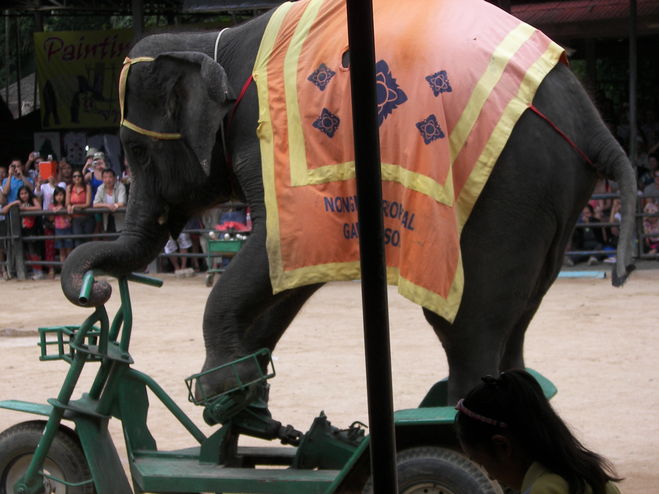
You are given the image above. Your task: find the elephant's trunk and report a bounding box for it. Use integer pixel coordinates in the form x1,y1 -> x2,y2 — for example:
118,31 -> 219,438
61,183 -> 172,307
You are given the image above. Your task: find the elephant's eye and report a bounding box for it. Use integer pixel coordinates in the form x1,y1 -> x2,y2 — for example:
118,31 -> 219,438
129,144 -> 148,163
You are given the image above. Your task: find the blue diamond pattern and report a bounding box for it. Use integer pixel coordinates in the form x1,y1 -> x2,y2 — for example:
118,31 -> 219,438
313,108 -> 340,138
308,63 -> 336,91
375,60 -> 407,127
416,115 -> 445,144
425,70 -> 452,97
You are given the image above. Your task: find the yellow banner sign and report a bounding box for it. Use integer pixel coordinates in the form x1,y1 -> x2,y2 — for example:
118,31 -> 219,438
34,29 -> 133,129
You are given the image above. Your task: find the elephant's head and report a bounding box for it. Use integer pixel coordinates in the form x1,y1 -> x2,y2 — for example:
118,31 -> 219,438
61,47 -> 236,307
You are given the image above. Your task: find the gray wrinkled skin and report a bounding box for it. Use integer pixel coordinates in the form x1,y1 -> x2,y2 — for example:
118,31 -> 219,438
61,10 -> 636,403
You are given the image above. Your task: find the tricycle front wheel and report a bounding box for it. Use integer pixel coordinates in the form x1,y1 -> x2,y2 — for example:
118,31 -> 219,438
362,446 -> 500,494
0,420 -> 94,494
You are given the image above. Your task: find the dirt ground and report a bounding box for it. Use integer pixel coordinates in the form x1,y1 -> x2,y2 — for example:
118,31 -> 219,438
0,267 -> 657,493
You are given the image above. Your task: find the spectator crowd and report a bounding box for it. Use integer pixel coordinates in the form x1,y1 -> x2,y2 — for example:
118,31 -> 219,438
0,148 -> 250,281
564,102 -> 659,267
0,148 -> 130,280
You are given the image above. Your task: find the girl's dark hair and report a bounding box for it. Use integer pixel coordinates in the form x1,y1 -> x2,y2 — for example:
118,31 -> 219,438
17,185 -> 34,202
455,369 -> 621,494
53,186 -> 66,204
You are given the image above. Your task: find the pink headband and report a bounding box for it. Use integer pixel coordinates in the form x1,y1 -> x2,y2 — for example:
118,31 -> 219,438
455,399 -> 508,428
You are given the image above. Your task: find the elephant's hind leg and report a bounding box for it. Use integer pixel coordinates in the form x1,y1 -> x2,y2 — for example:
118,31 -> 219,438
423,308 -> 506,404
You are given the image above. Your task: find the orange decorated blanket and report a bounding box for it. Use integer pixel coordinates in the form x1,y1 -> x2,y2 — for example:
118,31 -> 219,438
253,0 -> 566,322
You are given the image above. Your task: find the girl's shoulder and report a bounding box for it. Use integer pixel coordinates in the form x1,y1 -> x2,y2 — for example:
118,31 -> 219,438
527,472 -> 569,493
524,462 -> 569,494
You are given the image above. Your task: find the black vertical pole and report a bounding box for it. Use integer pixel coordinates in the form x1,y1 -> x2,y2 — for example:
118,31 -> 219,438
345,1 -> 398,492
628,0 -> 638,166
15,15 -> 22,118
33,10 -> 43,111
132,0 -> 145,40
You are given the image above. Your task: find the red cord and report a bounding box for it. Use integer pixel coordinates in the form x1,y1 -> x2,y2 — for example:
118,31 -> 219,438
528,104 -> 594,167
223,75 -> 254,170
228,75 -> 254,131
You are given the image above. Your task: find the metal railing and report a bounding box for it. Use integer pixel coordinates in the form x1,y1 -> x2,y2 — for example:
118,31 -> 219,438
0,195 -> 657,281
565,192 -> 659,265
0,203 -> 250,280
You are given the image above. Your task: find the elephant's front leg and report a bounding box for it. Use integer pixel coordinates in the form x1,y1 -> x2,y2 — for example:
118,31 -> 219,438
198,221 -> 272,396
197,222 -> 320,398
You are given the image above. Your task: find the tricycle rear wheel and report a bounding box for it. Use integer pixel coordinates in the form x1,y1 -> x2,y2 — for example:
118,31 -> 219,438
362,446 -> 500,494
0,420 -> 94,494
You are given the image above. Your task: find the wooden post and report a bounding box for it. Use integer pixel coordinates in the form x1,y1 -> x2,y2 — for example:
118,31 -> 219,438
8,206 -> 26,280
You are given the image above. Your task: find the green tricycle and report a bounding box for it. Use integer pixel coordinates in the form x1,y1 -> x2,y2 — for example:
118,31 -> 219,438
0,272 -> 556,494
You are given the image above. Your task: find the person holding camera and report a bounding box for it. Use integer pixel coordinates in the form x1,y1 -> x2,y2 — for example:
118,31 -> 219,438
83,150 -> 105,200
2,159 -> 34,203
24,151 -> 41,184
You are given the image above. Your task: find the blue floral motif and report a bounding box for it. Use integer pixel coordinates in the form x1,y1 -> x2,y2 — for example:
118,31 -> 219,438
308,63 -> 336,91
416,115 -> 445,144
426,70 -> 452,97
375,60 -> 407,127
313,108 -> 340,138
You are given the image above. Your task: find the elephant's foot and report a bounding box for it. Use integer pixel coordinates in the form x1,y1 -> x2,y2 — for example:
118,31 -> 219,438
194,351 -> 270,403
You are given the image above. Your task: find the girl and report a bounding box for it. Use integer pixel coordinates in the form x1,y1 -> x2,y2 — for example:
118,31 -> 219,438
66,170 -> 94,247
35,172 -> 66,278
455,369 -> 621,494
8,186 -> 44,279
642,202 -> 659,255
50,186 -> 73,264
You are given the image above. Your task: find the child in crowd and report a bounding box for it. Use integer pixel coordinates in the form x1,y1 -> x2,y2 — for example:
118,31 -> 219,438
50,186 -> 73,265
4,185 -> 44,279
35,171 -> 66,278
642,202 -> 659,255
455,369 -> 621,494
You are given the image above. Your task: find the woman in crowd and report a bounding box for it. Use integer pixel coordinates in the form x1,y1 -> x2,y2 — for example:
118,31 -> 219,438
4,185 -> 44,279
66,170 -> 94,247
51,186 -> 73,264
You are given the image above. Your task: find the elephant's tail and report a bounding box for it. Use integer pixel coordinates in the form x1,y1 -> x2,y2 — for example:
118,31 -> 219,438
588,130 -> 636,286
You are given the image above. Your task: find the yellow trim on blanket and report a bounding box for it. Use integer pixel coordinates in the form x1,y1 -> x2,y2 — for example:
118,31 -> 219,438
271,261 -> 362,293
456,40 -> 565,228
396,265 -> 464,321
254,1 -> 294,288
436,41 -> 565,316
270,261 -> 463,322
287,0 -> 324,186
283,19 -> 538,211
450,22 -> 536,162
381,163 -> 454,205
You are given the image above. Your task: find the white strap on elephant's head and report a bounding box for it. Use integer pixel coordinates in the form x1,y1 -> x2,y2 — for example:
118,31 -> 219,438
118,56 -> 183,141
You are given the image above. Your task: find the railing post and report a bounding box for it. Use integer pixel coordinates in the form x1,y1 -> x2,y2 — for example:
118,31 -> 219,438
7,206 -> 26,280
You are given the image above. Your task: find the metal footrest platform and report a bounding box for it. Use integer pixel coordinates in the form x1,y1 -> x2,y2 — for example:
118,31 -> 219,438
132,455 -> 338,493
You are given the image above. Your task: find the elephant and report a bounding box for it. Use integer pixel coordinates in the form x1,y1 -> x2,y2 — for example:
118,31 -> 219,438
61,1 -> 636,406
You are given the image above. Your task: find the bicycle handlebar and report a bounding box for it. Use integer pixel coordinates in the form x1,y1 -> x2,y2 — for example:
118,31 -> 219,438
79,271 -> 163,304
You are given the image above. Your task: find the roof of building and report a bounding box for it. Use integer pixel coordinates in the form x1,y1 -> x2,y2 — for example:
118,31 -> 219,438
513,0 -> 659,38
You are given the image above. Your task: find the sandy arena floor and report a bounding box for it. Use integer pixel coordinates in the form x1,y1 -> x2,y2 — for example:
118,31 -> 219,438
0,268 -> 657,492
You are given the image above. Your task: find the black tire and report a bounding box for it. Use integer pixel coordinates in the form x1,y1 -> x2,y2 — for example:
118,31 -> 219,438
0,421 -> 95,494
363,446 -> 500,494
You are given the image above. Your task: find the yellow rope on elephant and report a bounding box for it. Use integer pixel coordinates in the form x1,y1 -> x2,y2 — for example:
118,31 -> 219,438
118,56 -> 183,140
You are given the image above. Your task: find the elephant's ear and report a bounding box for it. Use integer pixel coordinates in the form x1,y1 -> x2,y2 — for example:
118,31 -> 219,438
154,51 -> 235,176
